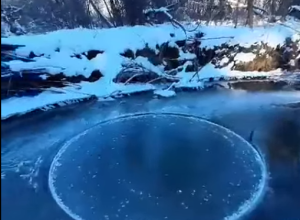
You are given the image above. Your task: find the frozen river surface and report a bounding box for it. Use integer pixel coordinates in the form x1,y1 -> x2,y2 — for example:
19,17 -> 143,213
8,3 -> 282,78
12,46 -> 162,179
1,90 -> 300,220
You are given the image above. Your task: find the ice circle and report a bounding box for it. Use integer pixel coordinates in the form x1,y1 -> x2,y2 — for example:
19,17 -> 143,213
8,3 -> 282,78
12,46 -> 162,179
49,113 -> 267,220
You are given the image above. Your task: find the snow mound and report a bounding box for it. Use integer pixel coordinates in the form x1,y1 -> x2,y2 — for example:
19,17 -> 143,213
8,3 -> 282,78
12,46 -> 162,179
2,24 -> 187,56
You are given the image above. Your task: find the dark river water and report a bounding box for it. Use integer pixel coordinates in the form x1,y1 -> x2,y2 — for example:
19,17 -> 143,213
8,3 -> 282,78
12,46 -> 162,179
1,89 -> 300,220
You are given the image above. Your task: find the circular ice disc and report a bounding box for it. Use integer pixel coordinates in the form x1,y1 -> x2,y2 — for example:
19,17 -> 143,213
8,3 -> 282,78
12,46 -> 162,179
49,113 -> 267,220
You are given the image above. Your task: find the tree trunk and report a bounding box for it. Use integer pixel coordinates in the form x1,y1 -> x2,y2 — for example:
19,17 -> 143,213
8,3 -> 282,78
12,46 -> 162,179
206,0 -> 215,25
234,0 -> 241,28
103,0 -> 116,27
270,0 -> 276,15
90,0 -> 113,27
247,0 -> 254,28
277,0 -> 293,16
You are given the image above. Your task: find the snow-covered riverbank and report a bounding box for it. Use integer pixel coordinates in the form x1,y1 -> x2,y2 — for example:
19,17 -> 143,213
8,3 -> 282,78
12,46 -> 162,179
1,20 -> 300,119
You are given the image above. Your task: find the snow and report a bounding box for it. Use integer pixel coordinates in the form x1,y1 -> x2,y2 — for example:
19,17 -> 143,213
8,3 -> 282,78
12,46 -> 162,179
144,7 -> 173,19
4,20 -> 297,58
133,56 -> 164,75
168,40 -> 179,48
198,63 -> 281,80
1,21 -> 300,119
1,91 -> 86,119
199,24 -> 296,48
220,57 -> 230,66
2,24 -> 186,56
227,0 -> 247,8
175,80 -> 204,89
8,54 -> 95,77
290,5 -> 300,12
154,89 -> 176,97
92,53 -> 127,81
234,53 -> 256,63
3,24 -> 188,80
179,50 -> 196,60
1,81 -> 156,119
144,7 -> 169,14
177,62 -> 282,83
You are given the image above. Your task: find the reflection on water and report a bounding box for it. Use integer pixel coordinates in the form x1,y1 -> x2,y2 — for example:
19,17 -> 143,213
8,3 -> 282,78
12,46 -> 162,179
266,116 -> 300,164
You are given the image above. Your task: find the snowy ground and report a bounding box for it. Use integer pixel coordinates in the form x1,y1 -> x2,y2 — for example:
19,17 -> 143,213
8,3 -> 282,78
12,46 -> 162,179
1,20 -> 300,119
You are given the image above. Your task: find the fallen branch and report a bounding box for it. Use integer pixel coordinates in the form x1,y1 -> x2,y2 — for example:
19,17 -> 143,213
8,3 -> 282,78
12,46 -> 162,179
146,76 -> 165,84
119,61 -> 179,85
124,73 -> 144,85
199,36 -> 235,41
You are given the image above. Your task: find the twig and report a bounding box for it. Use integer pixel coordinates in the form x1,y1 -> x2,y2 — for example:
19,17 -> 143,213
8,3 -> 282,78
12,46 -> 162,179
166,1 -> 179,10
146,76 -> 164,84
166,82 -> 176,91
124,73 -> 144,85
189,65 -> 203,82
